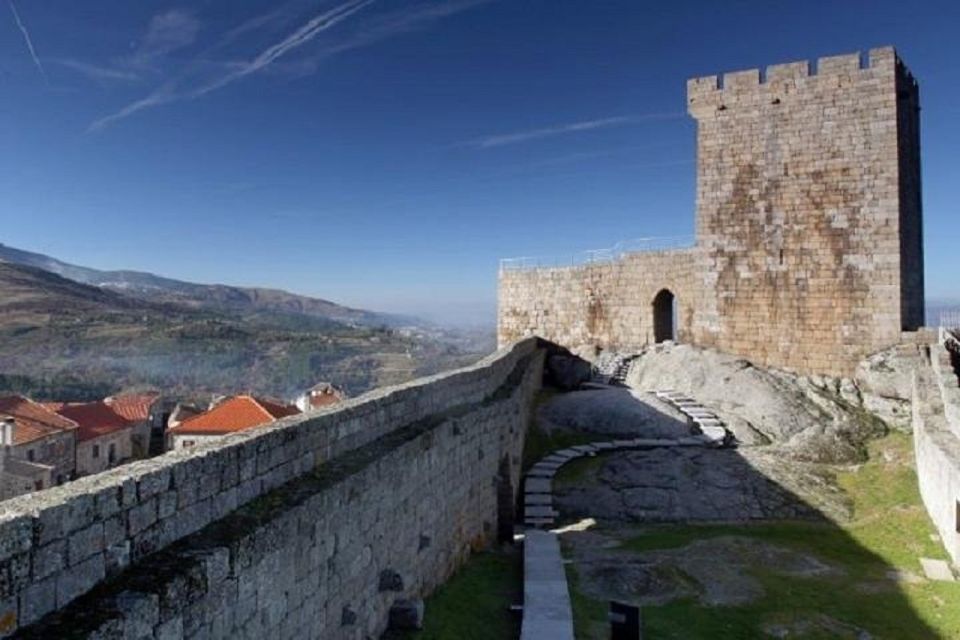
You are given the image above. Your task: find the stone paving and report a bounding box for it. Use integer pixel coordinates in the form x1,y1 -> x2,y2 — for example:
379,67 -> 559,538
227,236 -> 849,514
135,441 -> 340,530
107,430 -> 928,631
519,395 -> 733,638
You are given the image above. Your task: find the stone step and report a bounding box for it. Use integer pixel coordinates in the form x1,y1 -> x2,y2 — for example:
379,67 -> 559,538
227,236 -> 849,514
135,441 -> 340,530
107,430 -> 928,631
525,478 -> 552,493
525,506 -> 559,519
525,517 -> 555,527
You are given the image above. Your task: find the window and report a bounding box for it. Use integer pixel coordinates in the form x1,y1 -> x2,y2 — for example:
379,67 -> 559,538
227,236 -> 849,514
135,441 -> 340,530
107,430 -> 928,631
26,449 -> 34,462
108,443 -> 116,464
92,444 -> 100,458
182,439 -> 196,448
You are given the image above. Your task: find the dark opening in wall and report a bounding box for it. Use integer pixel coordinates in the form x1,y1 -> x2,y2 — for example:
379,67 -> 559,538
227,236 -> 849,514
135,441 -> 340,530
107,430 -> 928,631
653,289 -> 677,343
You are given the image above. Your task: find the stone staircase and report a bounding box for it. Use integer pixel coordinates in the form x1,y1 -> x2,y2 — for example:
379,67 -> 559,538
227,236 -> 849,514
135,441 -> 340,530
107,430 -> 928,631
654,389 -> 734,446
593,352 -> 639,386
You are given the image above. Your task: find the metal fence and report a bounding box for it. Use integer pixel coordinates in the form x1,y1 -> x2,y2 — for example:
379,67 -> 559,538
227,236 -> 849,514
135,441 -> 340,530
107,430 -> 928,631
940,311 -> 960,345
499,235 -> 695,272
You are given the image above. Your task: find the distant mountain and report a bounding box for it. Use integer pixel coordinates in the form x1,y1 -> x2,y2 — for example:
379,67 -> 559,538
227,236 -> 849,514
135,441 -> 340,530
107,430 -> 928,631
0,260 -> 481,400
0,243 -> 413,328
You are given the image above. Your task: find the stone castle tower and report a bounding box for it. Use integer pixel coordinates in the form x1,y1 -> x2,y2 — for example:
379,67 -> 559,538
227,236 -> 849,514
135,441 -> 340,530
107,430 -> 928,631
498,47 -> 924,377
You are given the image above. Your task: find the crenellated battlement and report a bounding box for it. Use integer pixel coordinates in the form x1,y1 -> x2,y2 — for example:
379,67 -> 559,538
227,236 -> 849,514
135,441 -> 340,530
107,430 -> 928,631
501,45 -> 924,379
687,47 -> 900,117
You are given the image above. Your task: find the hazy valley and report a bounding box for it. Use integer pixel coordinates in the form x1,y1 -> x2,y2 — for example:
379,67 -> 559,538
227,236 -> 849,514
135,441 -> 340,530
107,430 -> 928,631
0,247 -> 494,401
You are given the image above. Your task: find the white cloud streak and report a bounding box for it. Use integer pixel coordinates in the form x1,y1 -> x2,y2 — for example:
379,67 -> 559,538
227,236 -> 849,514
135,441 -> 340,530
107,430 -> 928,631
54,59 -> 142,83
188,0 -> 377,99
8,0 -> 48,83
89,0 -> 493,133
134,9 -> 201,65
89,0 -> 377,131
468,113 -> 685,149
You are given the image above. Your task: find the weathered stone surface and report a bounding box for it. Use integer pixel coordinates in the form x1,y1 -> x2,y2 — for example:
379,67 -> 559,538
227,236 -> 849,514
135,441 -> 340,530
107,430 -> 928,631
538,388 -> 690,439
554,447 -> 837,523
626,343 -> 885,461
498,48 -> 923,380
7,339 -> 547,639
546,354 -> 593,391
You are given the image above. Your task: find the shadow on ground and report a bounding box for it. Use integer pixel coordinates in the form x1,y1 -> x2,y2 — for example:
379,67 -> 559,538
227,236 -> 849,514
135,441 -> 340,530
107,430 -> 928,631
539,387 -> 959,640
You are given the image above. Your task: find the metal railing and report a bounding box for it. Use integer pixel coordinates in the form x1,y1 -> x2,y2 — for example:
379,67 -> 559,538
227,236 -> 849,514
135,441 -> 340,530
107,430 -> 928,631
500,235 -> 695,272
939,312 -> 960,345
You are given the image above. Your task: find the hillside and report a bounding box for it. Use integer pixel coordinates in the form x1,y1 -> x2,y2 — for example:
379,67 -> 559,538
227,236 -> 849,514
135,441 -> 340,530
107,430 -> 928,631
0,261 -> 482,400
0,243 -> 410,328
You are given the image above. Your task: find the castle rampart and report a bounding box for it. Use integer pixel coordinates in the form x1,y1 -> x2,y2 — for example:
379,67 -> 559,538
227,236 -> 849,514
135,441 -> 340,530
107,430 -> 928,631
499,47 -> 924,377
0,339 -> 546,639
913,339 -> 960,565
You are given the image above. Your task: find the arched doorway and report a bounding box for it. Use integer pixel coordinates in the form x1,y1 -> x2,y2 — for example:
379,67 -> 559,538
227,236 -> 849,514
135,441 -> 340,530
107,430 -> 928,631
652,289 -> 676,343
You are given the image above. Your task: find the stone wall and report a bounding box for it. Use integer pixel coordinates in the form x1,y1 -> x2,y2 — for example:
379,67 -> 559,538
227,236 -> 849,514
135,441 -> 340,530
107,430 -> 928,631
912,342 -> 960,566
499,250 -> 699,355
499,47 -> 924,377
0,338 -> 545,639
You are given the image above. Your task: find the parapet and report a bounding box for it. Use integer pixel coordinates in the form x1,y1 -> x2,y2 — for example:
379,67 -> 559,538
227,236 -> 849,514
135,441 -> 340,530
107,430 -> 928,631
687,47 -> 901,118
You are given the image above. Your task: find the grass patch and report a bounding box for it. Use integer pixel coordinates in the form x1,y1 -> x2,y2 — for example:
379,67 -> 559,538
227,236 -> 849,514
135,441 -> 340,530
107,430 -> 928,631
566,433 -> 960,639
390,549 -> 521,640
565,562 -> 608,640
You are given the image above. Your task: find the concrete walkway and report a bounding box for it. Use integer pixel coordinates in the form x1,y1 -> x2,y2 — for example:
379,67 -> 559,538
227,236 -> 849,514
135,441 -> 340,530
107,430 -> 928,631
520,530 -> 574,640
519,389 -> 733,637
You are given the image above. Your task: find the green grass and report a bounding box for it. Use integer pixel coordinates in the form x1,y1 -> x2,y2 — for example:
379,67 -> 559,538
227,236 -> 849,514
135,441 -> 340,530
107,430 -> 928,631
565,433 -> 960,639
390,549 -> 522,640
565,563 -> 609,640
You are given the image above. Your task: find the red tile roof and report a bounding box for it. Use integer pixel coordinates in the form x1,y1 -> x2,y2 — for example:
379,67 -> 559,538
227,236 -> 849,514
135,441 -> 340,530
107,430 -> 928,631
54,402 -> 134,442
105,393 -> 159,422
168,395 -> 300,436
0,395 -> 77,446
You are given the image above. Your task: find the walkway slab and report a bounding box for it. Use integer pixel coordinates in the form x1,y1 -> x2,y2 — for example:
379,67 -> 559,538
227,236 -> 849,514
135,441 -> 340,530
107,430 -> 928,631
526,468 -> 556,479
920,558 -> 956,582
521,530 -> 574,640
525,519 -> 555,528
525,506 -> 558,519
525,494 -> 552,506
525,478 -> 552,494
571,444 -> 599,453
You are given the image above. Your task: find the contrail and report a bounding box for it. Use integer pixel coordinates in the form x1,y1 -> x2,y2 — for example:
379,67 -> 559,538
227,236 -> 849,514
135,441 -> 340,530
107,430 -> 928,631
8,0 -> 48,83
90,0 -> 377,131
189,0 -> 377,98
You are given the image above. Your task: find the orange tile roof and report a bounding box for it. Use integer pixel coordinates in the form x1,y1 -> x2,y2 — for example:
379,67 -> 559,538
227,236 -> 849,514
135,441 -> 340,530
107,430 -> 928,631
0,395 -> 77,446
54,402 -> 133,442
105,393 -> 159,422
168,395 -> 300,436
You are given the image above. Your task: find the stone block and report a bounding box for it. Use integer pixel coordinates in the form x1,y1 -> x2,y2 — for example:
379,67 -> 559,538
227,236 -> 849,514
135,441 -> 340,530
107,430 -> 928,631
388,599 -> 424,630
55,553 -> 104,607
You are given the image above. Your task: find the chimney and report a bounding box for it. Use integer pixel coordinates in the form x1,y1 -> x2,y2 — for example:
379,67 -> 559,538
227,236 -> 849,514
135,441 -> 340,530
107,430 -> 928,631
0,416 -> 15,447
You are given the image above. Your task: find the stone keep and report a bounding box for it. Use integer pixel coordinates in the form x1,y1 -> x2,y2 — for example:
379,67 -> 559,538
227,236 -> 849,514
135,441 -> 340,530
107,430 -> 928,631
498,47 -> 924,377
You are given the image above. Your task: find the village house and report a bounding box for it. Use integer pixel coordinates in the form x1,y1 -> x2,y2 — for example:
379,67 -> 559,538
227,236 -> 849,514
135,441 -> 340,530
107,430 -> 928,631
52,401 -> 135,476
103,393 -> 163,457
0,395 -> 78,499
166,395 -> 300,450
294,382 -> 346,412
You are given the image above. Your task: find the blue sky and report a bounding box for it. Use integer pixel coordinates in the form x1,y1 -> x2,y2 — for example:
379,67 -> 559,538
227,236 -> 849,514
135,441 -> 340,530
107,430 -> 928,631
1,0 -> 958,325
